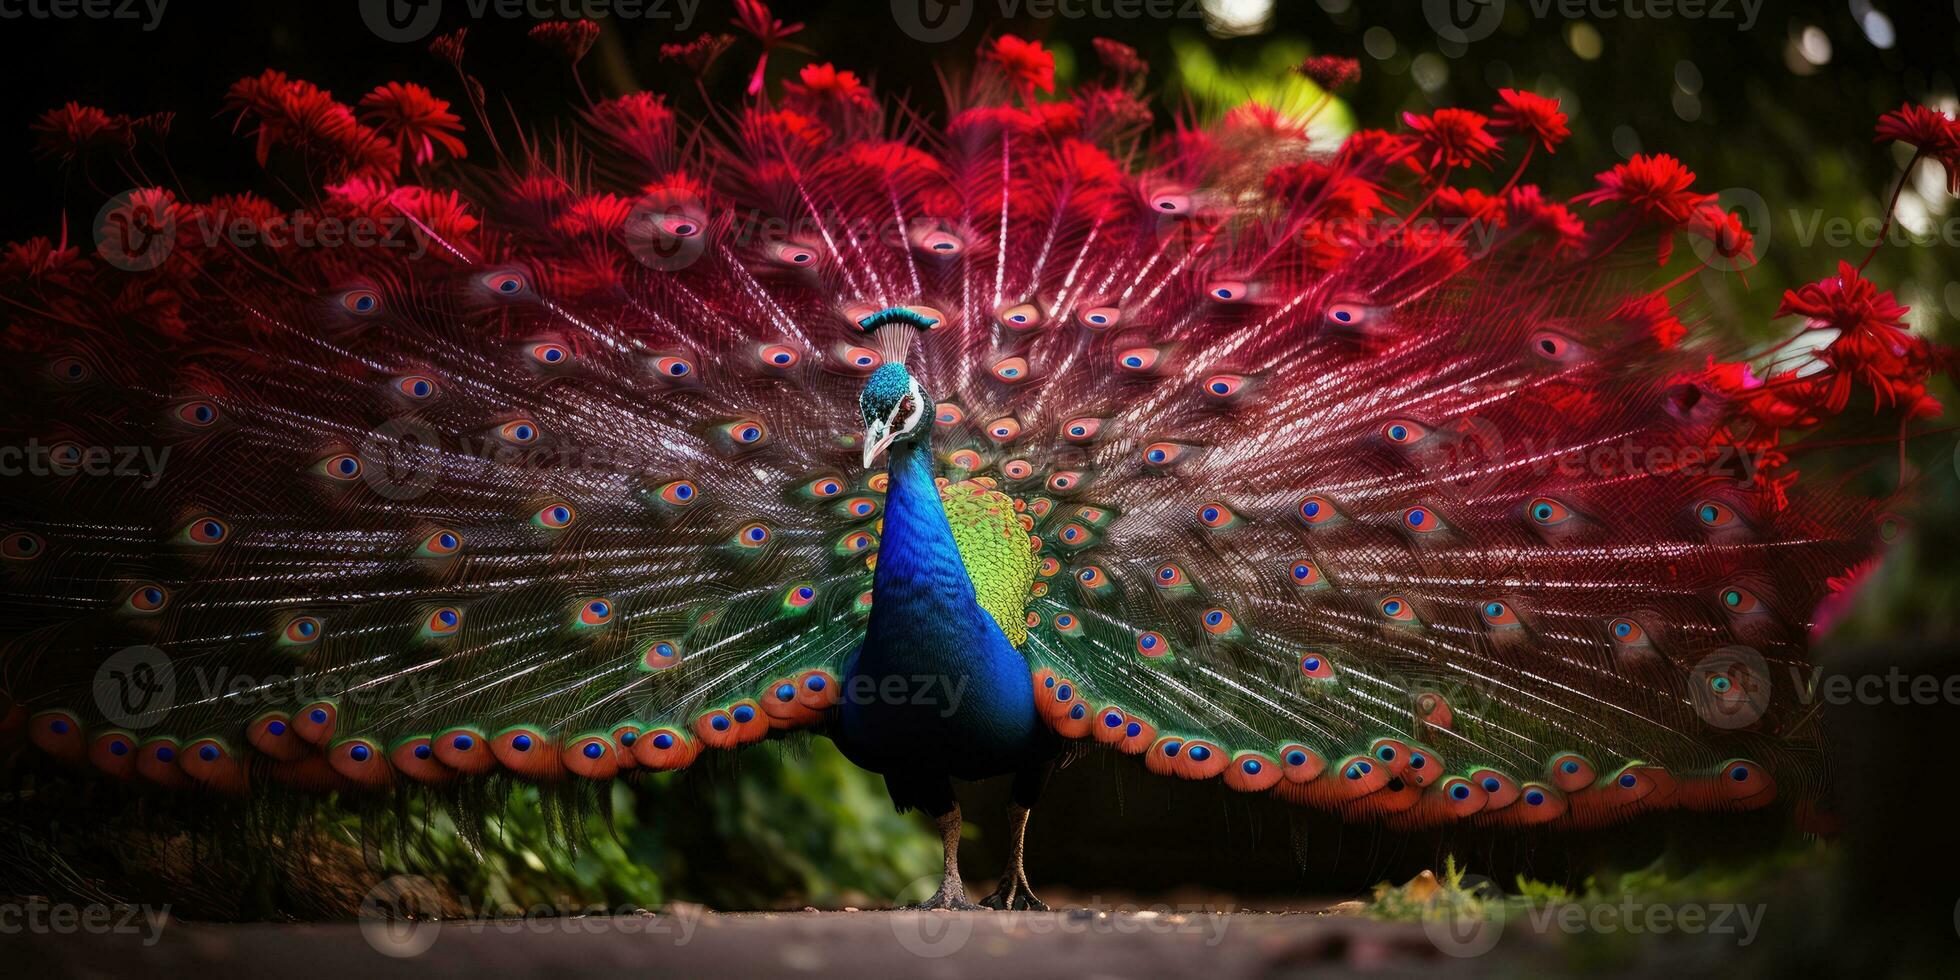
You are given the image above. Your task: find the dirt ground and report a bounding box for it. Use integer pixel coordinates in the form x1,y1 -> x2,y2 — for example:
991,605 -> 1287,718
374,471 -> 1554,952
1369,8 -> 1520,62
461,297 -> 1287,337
2,904 -> 1785,979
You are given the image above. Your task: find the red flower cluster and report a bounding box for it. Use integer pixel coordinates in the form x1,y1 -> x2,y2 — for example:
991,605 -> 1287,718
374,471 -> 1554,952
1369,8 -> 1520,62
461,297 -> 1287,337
1490,89 -> 1567,154
590,92 -> 676,161
1776,261 -> 1935,413
1874,102 -> 1960,193
429,29 -> 467,69
1294,56 -> 1360,92
784,63 -> 874,111
1091,38 -> 1144,80
529,21 -> 601,63
32,102 -> 133,162
224,71 -> 395,178
659,33 -> 735,74
1401,108 -> 1498,170
1500,185 -> 1587,251
359,82 -> 466,167
987,35 -> 1055,95
1611,293 -> 1687,349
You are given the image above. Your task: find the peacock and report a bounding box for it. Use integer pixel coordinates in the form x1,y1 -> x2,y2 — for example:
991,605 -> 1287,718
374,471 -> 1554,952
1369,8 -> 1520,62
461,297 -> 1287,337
3,5 -> 1948,912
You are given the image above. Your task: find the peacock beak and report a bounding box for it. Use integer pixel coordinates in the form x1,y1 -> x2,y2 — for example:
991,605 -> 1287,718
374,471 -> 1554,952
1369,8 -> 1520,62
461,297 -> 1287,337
862,422 -> 899,469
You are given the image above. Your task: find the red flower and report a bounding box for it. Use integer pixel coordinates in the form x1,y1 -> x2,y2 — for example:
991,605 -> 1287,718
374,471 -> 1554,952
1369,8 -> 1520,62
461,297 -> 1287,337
1264,161 -> 1387,221
1490,89 -> 1568,154
429,29 -> 467,69
1433,187 -> 1506,226
224,71 -> 395,178
1,237 -> 82,284
1685,200 -> 1755,265
1338,129 -> 1423,180
590,92 -> 675,161
987,35 -> 1055,95
1873,102 -> 1960,194
659,33 -> 736,74
1294,56 -> 1360,92
1501,185 -> 1586,250
785,63 -> 874,110
1091,38 -> 1144,79
1776,261 -> 1932,411
1575,153 -> 1705,222
529,21 -> 600,63
359,82 -> 466,167
1611,293 -> 1686,349
1401,108 -> 1498,170
731,0 -> 804,97
32,103 -> 132,162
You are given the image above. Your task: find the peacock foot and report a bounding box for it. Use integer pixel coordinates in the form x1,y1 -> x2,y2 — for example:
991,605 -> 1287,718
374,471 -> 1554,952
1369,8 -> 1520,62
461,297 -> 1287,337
906,878 -> 984,911
979,873 -> 1047,911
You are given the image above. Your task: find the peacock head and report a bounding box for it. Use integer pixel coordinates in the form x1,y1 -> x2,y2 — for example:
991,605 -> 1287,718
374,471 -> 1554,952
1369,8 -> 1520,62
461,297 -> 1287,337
859,362 -> 928,468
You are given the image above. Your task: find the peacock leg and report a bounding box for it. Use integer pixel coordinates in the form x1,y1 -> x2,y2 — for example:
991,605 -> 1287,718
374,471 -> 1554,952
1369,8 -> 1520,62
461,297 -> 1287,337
907,804 -> 982,911
981,764 -> 1050,911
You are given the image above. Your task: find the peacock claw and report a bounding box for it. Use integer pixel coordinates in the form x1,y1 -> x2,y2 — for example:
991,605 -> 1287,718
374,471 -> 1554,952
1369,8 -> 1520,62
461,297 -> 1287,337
906,886 -> 983,912
979,877 -> 1048,911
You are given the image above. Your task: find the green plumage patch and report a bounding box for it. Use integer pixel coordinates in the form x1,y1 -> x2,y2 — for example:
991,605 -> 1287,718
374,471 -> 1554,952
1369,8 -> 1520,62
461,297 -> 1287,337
940,480 -> 1036,647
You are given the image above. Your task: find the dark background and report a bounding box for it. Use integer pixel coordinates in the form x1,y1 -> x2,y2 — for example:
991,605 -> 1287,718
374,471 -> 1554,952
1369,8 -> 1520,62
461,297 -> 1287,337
2,0 -> 1958,929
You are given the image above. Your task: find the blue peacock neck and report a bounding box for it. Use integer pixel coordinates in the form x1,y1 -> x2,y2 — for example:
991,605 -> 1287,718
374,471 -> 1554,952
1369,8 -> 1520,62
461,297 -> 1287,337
861,429 -> 992,660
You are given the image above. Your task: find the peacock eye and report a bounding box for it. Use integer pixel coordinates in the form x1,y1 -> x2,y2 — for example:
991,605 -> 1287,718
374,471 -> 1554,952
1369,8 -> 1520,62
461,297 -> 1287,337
1047,471 -> 1083,493
1201,608 -> 1236,634
1602,617 -> 1645,646
723,418 -> 768,445
1002,459 -> 1033,479
658,480 -> 698,506
843,346 -> 882,372
947,449 -> 983,471
175,400 -> 219,426
1197,502 -> 1239,529
1149,190 -> 1192,214
1694,500 -> 1737,528
998,302 -> 1042,329
934,402 -> 964,427
1382,419 -> 1428,444
1077,306 -> 1120,329
1299,653 -> 1334,679
734,522 -> 772,548
578,598 -> 615,626
317,453 -> 363,481
1325,302 -> 1369,328
341,289 -> 381,315
1202,374 -> 1248,400
1116,347 -> 1163,373
1143,442 -> 1186,466
1717,586 -> 1761,614
1402,506 -> 1443,533
1152,563 -> 1189,589
282,616 -> 323,645
1379,595 -> 1417,622
807,477 -> 844,498
659,214 -> 702,238
759,344 -> 800,368
1298,495 -> 1337,525
1479,600 -> 1520,628
49,356 -> 91,383
183,517 -> 230,545
985,417 -> 1022,443
3,532 -> 45,560
912,228 -> 965,255
418,529 -> 462,556
842,496 -> 880,518
1207,280 -> 1250,302
498,420 -> 539,445
992,356 -> 1031,382
1061,417 -> 1101,442
534,503 -> 576,529
1526,496 -> 1574,526
1288,560 -> 1322,586
426,606 -> 462,635
395,375 -> 437,399
771,243 -> 817,266
481,271 -> 527,296
1528,330 -> 1584,362
1076,565 -> 1108,589
126,584 -> 168,613
530,342 -> 570,366
653,355 -> 696,379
